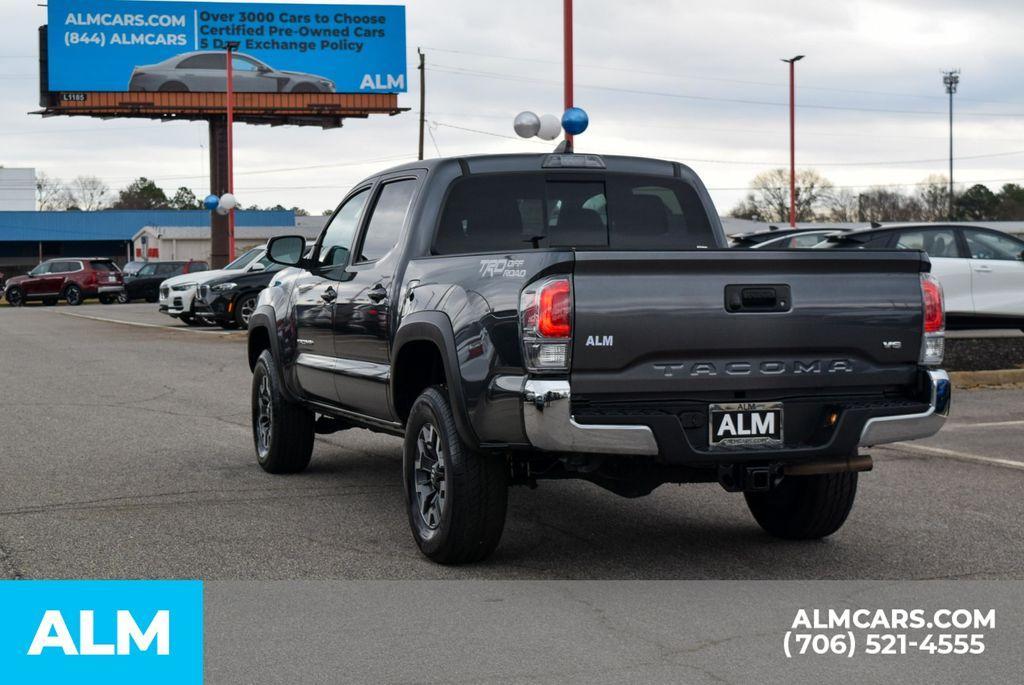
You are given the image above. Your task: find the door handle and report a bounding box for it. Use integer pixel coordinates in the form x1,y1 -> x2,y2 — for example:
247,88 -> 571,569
367,284 -> 388,303
297,284 -> 315,293
321,286 -> 337,303
974,266 -> 993,273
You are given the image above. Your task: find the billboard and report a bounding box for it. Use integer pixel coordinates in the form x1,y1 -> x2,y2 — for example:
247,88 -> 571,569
46,0 -> 406,94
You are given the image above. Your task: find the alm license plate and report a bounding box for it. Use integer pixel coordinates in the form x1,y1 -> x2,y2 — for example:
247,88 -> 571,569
709,402 -> 783,449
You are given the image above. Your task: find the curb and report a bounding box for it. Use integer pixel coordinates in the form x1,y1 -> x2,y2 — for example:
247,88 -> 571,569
950,368 -> 1024,389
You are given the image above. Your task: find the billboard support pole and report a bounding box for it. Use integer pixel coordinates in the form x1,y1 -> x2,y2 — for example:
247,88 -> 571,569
225,43 -> 238,261
209,119 -> 230,269
417,48 -> 425,161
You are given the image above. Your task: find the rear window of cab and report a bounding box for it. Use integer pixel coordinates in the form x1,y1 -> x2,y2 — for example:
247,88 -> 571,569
433,173 -> 717,255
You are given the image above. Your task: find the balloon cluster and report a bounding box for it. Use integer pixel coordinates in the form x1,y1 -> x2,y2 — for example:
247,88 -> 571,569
204,193 -> 239,216
514,107 -> 589,141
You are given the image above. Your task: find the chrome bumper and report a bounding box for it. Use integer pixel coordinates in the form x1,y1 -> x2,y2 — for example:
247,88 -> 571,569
97,285 -> 125,294
522,379 -> 659,455
520,370 -> 950,456
858,369 -> 951,447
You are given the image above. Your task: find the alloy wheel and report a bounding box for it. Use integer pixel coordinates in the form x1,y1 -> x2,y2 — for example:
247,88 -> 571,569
240,297 -> 257,326
413,422 -> 447,530
256,374 -> 273,456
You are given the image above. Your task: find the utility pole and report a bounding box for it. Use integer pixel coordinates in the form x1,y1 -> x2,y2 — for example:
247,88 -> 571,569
943,69 -> 960,220
782,55 -> 804,227
417,48 -> 425,160
564,0 -> 573,150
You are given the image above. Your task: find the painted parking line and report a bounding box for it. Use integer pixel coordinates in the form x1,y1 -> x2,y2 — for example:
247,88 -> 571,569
944,420 -> 1024,430
56,310 -> 243,337
879,442 -> 1024,471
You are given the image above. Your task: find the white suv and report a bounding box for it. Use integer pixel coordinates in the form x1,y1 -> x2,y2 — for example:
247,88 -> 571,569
158,246 -> 273,325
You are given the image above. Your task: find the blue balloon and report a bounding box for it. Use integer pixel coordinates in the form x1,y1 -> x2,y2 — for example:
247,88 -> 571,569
561,107 -> 589,135
203,194 -> 220,211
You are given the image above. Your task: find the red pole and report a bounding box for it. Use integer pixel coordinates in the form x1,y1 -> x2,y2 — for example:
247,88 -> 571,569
226,45 -> 236,260
563,0 -> 573,146
788,59 -> 796,227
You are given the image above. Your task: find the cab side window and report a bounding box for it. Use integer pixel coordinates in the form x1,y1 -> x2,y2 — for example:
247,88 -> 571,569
894,229 -> 960,258
963,229 -> 1024,261
318,188 -> 371,268
356,179 -> 417,263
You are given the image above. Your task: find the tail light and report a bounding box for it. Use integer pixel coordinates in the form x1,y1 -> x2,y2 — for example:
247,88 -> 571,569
920,272 -> 944,366
520,277 -> 572,372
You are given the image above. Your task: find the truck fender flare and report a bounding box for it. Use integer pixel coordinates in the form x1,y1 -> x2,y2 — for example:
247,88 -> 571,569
248,305 -> 300,403
391,311 -> 480,449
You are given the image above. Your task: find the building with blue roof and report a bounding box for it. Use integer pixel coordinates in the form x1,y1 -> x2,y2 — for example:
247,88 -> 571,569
0,209 -> 294,273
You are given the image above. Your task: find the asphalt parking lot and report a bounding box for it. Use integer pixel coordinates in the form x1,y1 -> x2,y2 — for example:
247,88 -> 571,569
1,303 -> 1022,580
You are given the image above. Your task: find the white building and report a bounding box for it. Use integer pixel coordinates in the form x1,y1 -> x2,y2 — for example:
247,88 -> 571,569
0,168 -> 36,211
131,224 -> 324,262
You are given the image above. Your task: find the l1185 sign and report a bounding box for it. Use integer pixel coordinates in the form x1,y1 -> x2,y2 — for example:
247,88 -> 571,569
46,0 -> 407,94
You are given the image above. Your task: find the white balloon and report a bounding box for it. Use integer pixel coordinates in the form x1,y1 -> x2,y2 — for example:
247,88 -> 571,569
218,193 -> 238,211
513,111 -> 541,138
536,113 -> 562,141
215,205 -> 230,216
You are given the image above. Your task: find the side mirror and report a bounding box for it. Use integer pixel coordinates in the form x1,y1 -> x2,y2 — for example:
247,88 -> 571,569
257,65 -> 272,74
266,235 -> 306,267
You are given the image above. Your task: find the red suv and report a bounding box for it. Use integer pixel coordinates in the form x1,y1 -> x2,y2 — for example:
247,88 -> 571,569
3,258 -> 124,307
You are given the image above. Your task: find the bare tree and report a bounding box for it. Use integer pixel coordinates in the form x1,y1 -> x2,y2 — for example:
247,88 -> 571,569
857,187 -> 923,222
824,188 -> 859,222
729,168 -> 834,223
36,172 -> 73,210
914,175 -> 951,221
68,175 -> 112,211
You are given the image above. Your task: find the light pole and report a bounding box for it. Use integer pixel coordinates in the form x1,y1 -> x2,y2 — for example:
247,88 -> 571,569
225,41 -> 240,261
782,55 -> 804,227
943,69 -> 960,220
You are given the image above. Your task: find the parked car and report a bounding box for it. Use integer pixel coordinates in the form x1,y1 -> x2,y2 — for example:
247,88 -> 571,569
246,153 -> 949,564
129,51 -> 336,93
731,227 -> 848,249
3,258 -> 124,306
121,260 -> 208,303
194,246 -> 312,330
159,246 -> 271,326
121,260 -> 149,278
820,224 -> 1024,330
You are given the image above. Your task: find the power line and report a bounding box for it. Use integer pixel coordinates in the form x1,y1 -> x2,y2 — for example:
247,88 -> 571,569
430,119 -> 1024,167
427,64 -> 1024,118
420,46 -> 1024,106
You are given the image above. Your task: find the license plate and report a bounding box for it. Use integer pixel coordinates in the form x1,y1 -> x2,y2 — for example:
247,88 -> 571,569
709,402 -> 783,448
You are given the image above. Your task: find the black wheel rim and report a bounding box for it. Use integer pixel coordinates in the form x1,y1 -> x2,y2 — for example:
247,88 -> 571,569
117,292 -> 128,304
255,373 -> 273,457
414,422 -> 447,530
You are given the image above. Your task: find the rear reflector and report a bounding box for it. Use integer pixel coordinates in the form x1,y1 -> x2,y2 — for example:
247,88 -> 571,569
920,273 -> 945,366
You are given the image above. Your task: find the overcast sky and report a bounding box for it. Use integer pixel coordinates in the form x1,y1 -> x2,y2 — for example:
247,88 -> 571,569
2,0 -> 1024,214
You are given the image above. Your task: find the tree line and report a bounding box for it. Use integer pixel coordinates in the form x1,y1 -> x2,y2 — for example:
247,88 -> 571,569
35,174 -> 314,215
729,169 -> 1024,224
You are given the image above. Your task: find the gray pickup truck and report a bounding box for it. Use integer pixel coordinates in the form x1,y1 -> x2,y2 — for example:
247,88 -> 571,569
248,153 -> 950,564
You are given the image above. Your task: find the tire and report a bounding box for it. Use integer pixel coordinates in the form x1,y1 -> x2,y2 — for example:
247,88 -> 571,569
43,298 -> 58,307
234,294 -> 258,329
220,321 -> 240,330
180,313 -> 201,326
145,292 -> 159,303
99,294 -> 115,305
158,81 -> 188,92
252,349 -> 315,474
64,284 -> 83,306
117,291 -> 130,304
403,386 -> 508,564
745,471 -> 858,540
5,287 -> 24,307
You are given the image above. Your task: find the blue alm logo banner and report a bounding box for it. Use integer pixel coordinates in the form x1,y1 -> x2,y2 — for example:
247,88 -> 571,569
47,0 -> 407,93
0,580 -> 203,684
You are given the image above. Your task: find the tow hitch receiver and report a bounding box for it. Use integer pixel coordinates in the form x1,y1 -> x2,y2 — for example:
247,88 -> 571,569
718,464 -> 778,493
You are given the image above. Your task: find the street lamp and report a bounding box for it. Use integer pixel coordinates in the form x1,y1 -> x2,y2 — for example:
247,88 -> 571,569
943,69 -> 960,221
225,41 -> 241,261
782,55 -> 804,227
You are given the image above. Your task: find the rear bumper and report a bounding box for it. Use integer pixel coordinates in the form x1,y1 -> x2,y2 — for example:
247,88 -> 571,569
97,285 -> 125,295
519,369 -> 950,459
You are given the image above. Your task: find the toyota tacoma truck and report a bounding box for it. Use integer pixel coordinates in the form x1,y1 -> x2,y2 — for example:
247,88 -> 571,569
247,153 -> 950,564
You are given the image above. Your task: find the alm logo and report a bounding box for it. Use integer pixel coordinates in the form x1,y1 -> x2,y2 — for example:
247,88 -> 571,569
360,73 -> 405,90
28,609 -> 170,656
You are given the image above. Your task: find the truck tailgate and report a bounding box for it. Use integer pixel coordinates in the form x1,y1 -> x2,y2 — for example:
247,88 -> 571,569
570,250 -> 927,398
